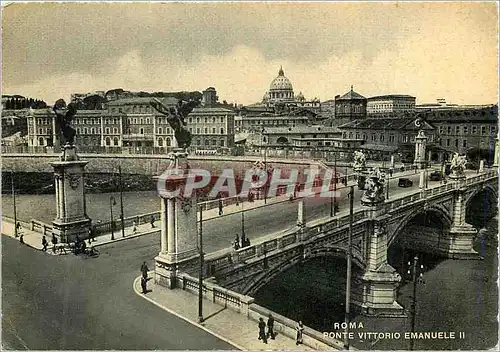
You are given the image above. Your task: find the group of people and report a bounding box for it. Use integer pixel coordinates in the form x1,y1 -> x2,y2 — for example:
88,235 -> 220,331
73,235 -> 87,254
257,314 -> 304,345
233,233 -> 250,250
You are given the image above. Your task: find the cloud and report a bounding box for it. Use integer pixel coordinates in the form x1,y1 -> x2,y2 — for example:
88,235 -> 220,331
2,2 -> 498,105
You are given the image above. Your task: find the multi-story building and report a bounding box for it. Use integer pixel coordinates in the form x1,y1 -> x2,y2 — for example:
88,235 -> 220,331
202,87 -> 218,106
334,87 -> 367,124
423,105 -> 498,160
338,104 -> 498,163
25,97 -> 236,154
338,115 -> 437,162
367,95 -> 416,115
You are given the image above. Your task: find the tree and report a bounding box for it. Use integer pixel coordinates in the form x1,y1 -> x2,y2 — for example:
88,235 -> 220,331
83,94 -> 107,110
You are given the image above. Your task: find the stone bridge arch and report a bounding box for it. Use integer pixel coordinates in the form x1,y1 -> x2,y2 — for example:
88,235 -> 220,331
243,245 -> 365,296
388,204 -> 453,248
464,184 -> 498,226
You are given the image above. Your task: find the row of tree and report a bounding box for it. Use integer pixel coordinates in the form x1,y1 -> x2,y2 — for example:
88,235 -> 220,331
4,97 -> 47,110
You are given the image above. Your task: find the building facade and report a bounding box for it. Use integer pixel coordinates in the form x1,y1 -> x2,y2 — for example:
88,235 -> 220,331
25,97 -> 236,154
367,95 -> 416,115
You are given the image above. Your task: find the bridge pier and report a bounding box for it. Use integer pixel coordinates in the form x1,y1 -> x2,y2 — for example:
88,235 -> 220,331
440,189 -> 479,259
155,150 -> 200,289
361,213 -> 404,317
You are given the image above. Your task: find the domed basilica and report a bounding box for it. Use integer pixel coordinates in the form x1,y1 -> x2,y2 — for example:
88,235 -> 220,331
262,67 -> 319,110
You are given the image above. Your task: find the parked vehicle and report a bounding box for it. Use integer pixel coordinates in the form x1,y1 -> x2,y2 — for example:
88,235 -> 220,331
398,178 -> 413,188
429,171 -> 442,181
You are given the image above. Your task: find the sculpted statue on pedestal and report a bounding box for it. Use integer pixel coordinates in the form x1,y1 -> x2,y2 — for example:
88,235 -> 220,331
361,167 -> 386,206
352,150 -> 367,172
53,99 -> 77,146
150,98 -> 198,150
450,153 -> 467,179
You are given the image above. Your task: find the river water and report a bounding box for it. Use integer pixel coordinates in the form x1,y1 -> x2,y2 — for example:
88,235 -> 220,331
2,191 -> 159,223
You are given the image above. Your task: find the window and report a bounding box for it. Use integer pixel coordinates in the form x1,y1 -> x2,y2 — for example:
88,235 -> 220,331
220,140 -> 225,146
455,139 -> 459,148
196,139 -> 201,146
389,135 -> 395,142
220,128 -> 224,134
447,139 -> 451,146
403,135 -> 408,143
204,127 -> 208,134
212,117 -> 216,123
204,117 -> 208,123
189,118 -> 193,124
134,118 -> 137,124
146,118 -> 150,124
196,117 -> 200,123
455,126 -> 460,134
472,126 -> 478,134
140,118 -> 144,124
140,128 -> 144,134
447,126 -> 452,134
380,135 -> 385,142
91,127 -> 95,134
166,138 -> 171,147
492,125 -> 497,134
158,137 -> 163,147
84,127 -> 88,134
481,125 -> 486,134
158,127 -> 163,134
212,140 -> 216,146
212,128 -> 216,134
197,128 -> 201,134
205,139 -> 209,146
463,126 -> 468,134
39,128 -> 43,134
83,119 -> 87,125
113,127 -> 118,134
355,133 -> 360,139
463,139 -> 467,148
105,127 -> 110,134
113,137 -> 119,146
105,137 -> 111,146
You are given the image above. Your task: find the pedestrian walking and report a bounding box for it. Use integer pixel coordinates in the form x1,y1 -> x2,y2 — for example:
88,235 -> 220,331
132,220 -> 137,233
295,321 -> 304,345
141,261 -> 149,280
51,234 -> 58,253
41,236 -> 48,252
89,228 -> 96,242
389,168 -> 394,177
233,234 -> 240,250
258,317 -> 268,343
150,215 -> 156,228
15,222 -> 21,237
141,277 -> 148,294
218,198 -> 223,216
19,234 -> 24,244
267,314 -> 275,340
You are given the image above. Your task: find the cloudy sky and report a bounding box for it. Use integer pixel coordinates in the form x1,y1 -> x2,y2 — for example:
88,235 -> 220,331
2,2 -> 498,105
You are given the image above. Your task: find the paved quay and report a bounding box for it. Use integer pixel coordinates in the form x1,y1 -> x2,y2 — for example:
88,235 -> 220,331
133,276 -> 315,351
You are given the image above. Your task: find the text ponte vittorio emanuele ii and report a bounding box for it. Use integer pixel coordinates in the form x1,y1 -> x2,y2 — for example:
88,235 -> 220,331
323,322 -> 462,340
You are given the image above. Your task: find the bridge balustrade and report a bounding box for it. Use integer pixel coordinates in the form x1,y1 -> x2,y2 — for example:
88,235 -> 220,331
30,219 -> 53,236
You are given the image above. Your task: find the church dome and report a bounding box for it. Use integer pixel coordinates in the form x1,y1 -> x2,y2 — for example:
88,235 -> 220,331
269,67 -> 293,91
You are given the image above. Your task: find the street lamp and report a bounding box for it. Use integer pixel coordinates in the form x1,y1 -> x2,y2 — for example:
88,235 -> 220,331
386,172 -> 390,200
241,198 -> 246,242
11,172 -> 18,237
109,196 -> 116,240
118,165 -> 125,238
262,128 -> 268,205
407,254 -> 425,350
198,203 -> 204,323
330,151 -> 338,217
344,185 -> 354,350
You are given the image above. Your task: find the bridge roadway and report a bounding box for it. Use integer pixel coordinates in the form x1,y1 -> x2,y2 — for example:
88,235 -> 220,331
200,170 -> 442,253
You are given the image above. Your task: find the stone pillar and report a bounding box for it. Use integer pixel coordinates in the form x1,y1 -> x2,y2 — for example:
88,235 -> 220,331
51,146 -> 92,243
419,170 -> 426,189
390,155 -> 395,169
479,160 -> 484,173
413,130 -> 427,169
155,149 -> 200,289
361,217 -> 403,316
160,197 -> 167,254
297,199 -> 305,227
439,190 -> 478,259
494,139 -> 499,167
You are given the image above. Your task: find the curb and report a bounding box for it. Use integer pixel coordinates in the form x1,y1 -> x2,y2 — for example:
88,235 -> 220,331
132,276 -> 246,351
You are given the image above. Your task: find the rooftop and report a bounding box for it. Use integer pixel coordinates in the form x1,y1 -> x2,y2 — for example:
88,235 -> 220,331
367,94 -> 416,101
338,116 -> 434,131
263,125 -> 341,134
106,97 -> 179,106
336,86 -> 366,101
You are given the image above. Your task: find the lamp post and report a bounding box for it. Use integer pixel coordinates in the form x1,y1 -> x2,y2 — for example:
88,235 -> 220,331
241,198 -> 245,240
330,151 -> 337,217
263,129 -> 268,205
109,196 -> 116,240
386,172 -> 390,200
344,185 -> 354,350
11,172 -> 18,237
118,165 -> 125,238
407,254 -> 425,350
198,204 -> 204,323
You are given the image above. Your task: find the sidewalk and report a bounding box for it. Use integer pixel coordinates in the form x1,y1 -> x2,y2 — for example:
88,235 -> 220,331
133,276 -> 312,351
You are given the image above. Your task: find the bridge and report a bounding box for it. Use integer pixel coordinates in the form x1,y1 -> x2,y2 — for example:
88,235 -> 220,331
155,168 -> 498,318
